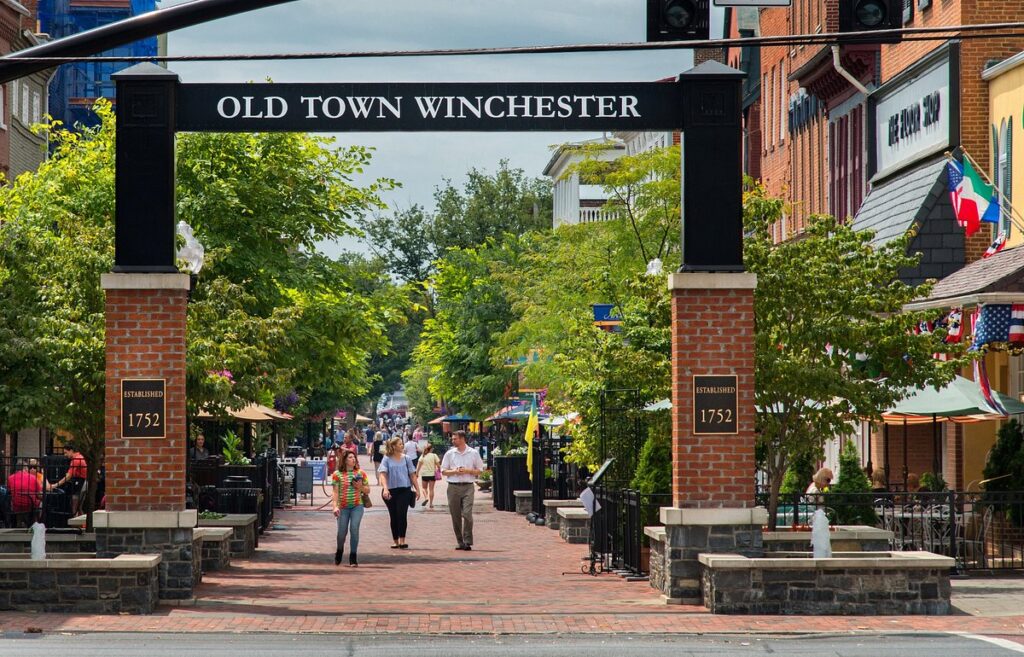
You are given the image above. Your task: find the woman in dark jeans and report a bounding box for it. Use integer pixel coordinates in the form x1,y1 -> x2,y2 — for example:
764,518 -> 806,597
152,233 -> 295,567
377,437 -> 421,549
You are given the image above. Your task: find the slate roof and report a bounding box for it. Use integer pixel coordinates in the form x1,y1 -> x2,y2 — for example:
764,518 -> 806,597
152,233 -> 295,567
919,245 -> 1024,303
853,157 -> 949,247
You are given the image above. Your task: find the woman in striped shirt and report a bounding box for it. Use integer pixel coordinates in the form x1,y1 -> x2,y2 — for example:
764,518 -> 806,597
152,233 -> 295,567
331,451 -> 370,567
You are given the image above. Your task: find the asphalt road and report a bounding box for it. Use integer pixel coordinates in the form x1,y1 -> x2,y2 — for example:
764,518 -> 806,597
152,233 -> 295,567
1,632 -> 1023,656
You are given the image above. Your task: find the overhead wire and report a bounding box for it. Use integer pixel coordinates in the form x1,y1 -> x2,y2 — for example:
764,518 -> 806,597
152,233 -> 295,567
3,21 -> 1024,65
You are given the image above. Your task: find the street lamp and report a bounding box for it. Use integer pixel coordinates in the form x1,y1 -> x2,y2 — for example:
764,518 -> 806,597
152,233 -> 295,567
175,221 -> 205,298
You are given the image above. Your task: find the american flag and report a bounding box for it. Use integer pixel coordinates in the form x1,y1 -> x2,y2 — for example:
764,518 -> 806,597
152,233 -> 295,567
971,304 -> 1024,350
984,231 -> 1008,258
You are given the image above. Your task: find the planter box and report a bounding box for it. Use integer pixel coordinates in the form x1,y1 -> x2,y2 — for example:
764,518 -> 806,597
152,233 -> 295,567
492,456 -> 529,512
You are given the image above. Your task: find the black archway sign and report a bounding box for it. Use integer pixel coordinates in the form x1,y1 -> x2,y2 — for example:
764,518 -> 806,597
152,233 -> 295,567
113,60 -> 744,274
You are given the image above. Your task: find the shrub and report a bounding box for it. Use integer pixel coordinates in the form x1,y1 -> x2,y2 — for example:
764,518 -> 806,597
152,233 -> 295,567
780,449 -> 815,496
983,419 -> 1024,525
827,438 -> 876,526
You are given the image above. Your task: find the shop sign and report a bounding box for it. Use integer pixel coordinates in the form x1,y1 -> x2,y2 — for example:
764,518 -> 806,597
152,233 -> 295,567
121,378 -> 166,439
869,50 -> 957,179
693,375 -> 739,435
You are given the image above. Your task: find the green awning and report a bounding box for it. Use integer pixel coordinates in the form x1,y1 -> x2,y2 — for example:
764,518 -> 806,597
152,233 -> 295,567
888,375 -> 1024,417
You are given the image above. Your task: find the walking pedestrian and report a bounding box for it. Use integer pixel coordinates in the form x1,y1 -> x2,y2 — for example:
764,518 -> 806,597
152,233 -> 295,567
441,430 -> 485,551
415,444 -> 441,509
331,451 -> 369,567
377,437 -> 420,549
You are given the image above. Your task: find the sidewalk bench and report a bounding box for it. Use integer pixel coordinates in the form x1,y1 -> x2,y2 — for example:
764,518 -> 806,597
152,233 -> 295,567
558,507 -> 590,544
543,500 -> 583,530
513,490 -> 532,515
193,527 -> 233,572
197,514 -> 257,559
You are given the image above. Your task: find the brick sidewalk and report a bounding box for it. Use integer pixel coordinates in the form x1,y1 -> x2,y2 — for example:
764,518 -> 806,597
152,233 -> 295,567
1,479 -> 1024,635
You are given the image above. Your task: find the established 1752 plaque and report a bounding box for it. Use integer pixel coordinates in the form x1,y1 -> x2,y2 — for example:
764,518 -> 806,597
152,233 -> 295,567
121,379 -> 166,439
693,375 -> 739,435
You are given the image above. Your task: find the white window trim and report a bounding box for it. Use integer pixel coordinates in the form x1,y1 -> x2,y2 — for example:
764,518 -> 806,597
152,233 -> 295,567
0,84 -> 6,130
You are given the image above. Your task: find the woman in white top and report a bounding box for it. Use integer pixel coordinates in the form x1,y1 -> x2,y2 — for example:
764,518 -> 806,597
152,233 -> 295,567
415,444 -> 442,509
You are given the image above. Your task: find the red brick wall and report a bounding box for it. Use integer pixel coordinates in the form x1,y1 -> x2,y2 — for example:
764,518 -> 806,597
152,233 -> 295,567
104,287 -> 187,512
671,282 -> 756,508
760,1 -> 833,238
869,422 -> 940,486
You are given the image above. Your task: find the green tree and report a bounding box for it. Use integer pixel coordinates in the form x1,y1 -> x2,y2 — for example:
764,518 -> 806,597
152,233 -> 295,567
745,181 -> 961,529
0,102 -> 397,512
359,205 -> 438,286
431,160 -> 552,250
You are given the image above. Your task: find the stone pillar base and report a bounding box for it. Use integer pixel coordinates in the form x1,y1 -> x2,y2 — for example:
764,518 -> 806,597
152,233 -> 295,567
94,510 -> 198,600
657,507 -> 766,604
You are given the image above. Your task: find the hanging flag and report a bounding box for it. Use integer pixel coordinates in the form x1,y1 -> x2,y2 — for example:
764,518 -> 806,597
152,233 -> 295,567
974,358 -> 1009,416
524,396 -> 539,480
947,159 -> 999,236
971,304 -> 1010,350
984,231 -> 1008,258
1012,304 -> 1024,344
945,307 -> 963,343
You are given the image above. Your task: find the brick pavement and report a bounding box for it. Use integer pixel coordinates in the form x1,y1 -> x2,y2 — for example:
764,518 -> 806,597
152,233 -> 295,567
1,478 -> 1024,635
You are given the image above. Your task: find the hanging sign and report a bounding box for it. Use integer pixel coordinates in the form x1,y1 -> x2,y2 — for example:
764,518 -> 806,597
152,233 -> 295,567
176,82 -> 685,133
693,375 -> 739,435
121,378 -> 166,439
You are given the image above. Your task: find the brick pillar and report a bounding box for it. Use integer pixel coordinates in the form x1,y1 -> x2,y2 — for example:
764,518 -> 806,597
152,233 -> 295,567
656,272 -> 764,606
102,274 -> 188,511
95,273 -> 197,600
670,272 -> 757,508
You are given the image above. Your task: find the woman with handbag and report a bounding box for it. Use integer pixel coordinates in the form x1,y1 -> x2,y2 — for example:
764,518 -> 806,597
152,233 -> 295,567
416,444 -> 442,509
377,437 -> 421,549
331,451 -> 370,567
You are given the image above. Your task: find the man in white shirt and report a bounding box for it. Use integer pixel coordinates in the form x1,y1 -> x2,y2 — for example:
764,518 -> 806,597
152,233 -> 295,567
403,435 -> 420,469
441,430 -> 485,550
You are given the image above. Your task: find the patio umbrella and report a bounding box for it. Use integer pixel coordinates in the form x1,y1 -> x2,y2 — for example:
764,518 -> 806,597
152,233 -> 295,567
887,375 -> 1024,417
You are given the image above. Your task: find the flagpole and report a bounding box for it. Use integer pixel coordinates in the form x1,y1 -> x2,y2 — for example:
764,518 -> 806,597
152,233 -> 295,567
950,150 -> 1024,237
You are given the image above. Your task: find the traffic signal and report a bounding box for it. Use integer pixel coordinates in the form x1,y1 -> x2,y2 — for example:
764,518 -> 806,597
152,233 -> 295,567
647,0 -> 710,42
838,0 -> 902,43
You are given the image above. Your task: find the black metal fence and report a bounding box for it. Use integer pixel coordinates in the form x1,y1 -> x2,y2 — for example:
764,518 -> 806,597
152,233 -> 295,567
0,455 -> 80,529
589,483 -> 671,576
530,435 -> 587,516
757,489 -> 1024,572
189,454 -> 276,533
492,455 -> 530,512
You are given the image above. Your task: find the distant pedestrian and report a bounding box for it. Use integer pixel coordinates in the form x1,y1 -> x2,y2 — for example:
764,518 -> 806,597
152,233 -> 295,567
377,437 -> 421,549
404,434 -> 420,469
331,451 -> 369,567
416,444 -> 441,509
441,430 -> 485,551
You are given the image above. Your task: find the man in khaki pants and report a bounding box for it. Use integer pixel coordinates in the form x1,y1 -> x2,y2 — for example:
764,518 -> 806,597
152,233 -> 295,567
441,430 -> 485,550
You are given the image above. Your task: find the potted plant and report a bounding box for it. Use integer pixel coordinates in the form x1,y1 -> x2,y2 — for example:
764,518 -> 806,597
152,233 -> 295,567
477,468 -> 493,492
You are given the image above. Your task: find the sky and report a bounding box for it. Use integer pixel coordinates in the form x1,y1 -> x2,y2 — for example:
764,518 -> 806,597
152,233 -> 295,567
163,0 -> 723,255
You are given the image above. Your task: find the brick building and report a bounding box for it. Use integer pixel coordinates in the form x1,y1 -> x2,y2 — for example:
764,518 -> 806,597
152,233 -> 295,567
0,0 -> 48,183
755,0 -> 1024,491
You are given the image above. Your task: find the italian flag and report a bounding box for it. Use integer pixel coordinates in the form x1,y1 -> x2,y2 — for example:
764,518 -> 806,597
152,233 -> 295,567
947,158 -> 999,236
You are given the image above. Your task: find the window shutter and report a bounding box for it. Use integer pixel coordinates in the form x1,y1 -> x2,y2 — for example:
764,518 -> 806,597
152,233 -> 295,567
1007,121 -> 1013,237
903,0 -> 914,23
918,0 -> 931,9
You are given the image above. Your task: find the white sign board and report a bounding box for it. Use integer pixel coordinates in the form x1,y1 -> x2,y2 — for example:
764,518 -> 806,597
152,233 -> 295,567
714,0 -> 791,5
873,57 -> 952,179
